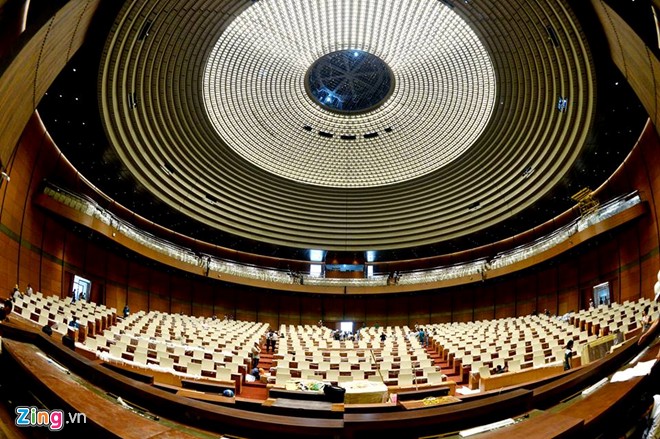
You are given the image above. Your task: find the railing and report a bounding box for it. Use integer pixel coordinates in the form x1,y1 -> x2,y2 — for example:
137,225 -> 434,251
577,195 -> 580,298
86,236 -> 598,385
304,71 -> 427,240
488,192 -> 641,271
42,184 -> 641,288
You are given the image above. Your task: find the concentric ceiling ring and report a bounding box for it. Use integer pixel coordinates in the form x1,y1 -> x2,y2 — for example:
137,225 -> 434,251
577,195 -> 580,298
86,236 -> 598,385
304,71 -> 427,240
100,0 -> 595,250
203,0 -> 496,188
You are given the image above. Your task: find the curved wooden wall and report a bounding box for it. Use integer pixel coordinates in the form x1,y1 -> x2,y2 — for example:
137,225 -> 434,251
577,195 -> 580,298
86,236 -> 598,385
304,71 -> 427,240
0,1 -> 659,328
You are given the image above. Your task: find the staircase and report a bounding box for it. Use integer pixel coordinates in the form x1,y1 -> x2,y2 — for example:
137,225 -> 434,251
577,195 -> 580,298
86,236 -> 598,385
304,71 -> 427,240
425,344 -> 464,385
238,343 -> 272,401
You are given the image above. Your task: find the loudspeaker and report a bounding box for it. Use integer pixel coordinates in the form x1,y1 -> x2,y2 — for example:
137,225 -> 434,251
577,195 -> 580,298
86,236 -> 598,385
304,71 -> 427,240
323,384 -> 346,403
62,334 -> 76,350
42,325 -> 53,336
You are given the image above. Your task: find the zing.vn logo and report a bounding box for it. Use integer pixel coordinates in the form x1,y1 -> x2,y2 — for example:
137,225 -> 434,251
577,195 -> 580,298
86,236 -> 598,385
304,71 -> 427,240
15,406 -> 87,431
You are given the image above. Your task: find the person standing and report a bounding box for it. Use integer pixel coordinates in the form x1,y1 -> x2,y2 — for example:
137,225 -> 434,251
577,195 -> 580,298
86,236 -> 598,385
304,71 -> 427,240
564,339 -> 575,371
251,343 -> 261,368
123,304 -> 130,318
642,306 -> 653,332
26,284 -> 33,297
270,331 -> 278,353
265,330 -> 273,353
11,285 -> 21,301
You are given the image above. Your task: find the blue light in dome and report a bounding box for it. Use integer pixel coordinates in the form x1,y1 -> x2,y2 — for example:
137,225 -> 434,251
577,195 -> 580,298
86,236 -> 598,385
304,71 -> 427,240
353,51 -> 359,57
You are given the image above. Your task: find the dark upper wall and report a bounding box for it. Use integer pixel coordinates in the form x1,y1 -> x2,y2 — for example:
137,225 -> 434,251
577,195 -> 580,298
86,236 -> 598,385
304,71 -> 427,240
0,1 -> 658,328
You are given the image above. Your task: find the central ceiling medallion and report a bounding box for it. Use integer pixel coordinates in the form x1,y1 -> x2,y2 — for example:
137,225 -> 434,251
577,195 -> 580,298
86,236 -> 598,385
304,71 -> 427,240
306,50 -> 395,114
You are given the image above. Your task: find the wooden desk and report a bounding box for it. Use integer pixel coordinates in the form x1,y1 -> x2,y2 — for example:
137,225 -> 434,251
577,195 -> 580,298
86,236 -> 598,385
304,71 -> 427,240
181,377 -> 236,393
264,398 -> 344,412
477,412 -> 583,438
480,364 -> 566,391
390,380 -> 456,396
560,377 -> 644,427
2,338 -> 200,438
176,388 -> 235,405
398,395 -> 461,410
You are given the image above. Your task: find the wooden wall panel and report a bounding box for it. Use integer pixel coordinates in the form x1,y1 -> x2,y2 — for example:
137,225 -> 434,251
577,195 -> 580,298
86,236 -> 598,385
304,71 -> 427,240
131,263 -> 151,295
452,288 -> 474,322
276,294 -> 299,326
299,295 -> 321,326
386,296 -> 410,327
18,244 -> 40,293
618,228 -> 642,302
149,270 -> 169,312
430,292 -> 452,323
128,287 -> 149,313
213,286 -> 235,320
62,232 -> 85,272
191,282 -> 214,318
515,275 -> 537,316
641,257 -> 658,299
409,293 -> 431,325
598,238 -> 620,277
578,247 -> 599,288
85,244 -> 108,279
105,283 -> 124,313
344,296 -> 367,328
557,289 -> 571,316
494,282 -> 515,319
365,297 -> 388,327
536,267 -> 558,316
474,287 -> 495,321
40,258 -> 62,297
105,252 -> 127,284
235,289 -> 258,322
323,295 -> 345,325
557,269 -> 580,315
89,281 -> 104,305
170,276 -> 192,315
149,289 -> 170,313
41,218 -> 64,265
556,257 -> 579,314
620,261 -> 642,303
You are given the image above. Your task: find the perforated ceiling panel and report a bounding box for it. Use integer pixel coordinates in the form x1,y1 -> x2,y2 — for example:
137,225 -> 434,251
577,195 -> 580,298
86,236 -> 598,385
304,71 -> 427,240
202,0 -> 495,187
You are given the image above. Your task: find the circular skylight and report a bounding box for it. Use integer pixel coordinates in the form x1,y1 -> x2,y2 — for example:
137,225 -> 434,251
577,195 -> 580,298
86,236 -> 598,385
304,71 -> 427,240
203,0 -> 496,188
306,50 -> 394,114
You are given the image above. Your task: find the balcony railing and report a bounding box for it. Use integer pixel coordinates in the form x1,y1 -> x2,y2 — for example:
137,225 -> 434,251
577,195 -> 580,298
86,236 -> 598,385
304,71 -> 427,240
43,184 -> 641,288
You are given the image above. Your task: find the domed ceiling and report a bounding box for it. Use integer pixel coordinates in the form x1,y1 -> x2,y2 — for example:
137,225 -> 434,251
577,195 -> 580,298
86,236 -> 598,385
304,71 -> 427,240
33,0 -> 650,263
97,0 -> 598,251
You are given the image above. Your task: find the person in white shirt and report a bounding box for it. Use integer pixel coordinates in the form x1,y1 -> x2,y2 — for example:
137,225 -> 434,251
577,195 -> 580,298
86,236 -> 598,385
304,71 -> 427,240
26,284 -> 33,296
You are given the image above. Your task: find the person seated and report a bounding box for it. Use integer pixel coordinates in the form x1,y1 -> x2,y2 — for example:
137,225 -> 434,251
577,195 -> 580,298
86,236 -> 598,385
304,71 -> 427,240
68,316 -> 80,329
492,365 -> 507,374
